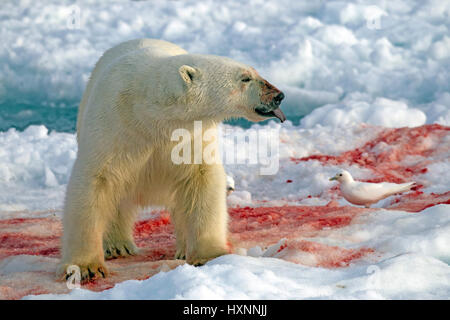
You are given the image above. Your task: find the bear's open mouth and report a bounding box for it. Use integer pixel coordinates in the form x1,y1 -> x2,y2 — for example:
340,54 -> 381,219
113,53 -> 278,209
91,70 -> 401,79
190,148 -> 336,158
255,107 -> 286,123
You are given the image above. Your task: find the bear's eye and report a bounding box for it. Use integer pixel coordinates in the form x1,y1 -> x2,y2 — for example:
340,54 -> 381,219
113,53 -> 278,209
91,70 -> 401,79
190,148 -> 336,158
241,77 -> 251,83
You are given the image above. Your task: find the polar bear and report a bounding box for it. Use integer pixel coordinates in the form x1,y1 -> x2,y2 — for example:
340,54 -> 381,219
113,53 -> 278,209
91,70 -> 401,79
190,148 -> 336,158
59,39 -> 285,281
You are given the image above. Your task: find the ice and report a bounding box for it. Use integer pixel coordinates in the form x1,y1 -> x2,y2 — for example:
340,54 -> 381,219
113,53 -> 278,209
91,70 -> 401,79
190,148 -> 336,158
0,126 -> 76,211
430,36 -> 450,60
20,204 -> 449,300
0,122 -> 447,212
301,96 -> 427,129
0,255 -> 56,276
1,0 -> 450,128
26,252 -> 450,300
0,0 -> 449,300
0,186 -> 448,299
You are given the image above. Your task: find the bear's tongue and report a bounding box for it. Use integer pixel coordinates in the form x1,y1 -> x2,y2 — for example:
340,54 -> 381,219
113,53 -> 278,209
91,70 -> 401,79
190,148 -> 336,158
272,108 -> 286,123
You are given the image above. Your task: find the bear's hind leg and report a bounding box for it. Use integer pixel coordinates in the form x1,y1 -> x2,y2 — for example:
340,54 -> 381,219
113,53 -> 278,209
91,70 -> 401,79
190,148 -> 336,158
103,198 -> 139,259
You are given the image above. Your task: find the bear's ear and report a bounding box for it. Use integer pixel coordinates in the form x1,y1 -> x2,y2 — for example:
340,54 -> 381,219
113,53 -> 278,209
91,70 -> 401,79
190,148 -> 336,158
179,65 -> 198,84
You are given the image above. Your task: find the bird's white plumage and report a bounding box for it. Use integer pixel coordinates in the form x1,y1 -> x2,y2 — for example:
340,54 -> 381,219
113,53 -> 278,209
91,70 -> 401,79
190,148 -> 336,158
226,175 -> 235,195
330,170 -> 415,207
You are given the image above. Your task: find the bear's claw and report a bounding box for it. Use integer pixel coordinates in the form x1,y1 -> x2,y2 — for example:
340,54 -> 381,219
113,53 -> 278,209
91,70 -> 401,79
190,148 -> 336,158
59,262 -> 109,284
189,257 -> 210,266
174,248 -> 186,260
79,264 -> 108,282
187,255 -> 220,266
186,247 -> 229,266
104,240 -> 139,260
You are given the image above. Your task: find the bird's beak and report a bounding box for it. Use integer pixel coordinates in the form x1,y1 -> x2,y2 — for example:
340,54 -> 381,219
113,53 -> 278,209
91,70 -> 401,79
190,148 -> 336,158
329,176 -> 337,181
226,187 -> 235,196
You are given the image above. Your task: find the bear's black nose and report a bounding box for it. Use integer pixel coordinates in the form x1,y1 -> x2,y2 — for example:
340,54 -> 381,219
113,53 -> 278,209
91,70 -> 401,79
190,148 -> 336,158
273,92 -> 285,105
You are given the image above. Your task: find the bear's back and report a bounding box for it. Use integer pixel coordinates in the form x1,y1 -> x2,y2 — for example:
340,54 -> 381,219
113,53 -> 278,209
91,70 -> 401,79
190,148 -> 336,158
97,39 -> 188,68
77,39 -> 188,139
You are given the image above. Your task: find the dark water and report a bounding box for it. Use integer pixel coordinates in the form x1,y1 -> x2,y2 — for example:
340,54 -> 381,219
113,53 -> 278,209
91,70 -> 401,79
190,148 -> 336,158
0,103 -> 79,133
0,103 -> 303,133
224,115 -> 303,128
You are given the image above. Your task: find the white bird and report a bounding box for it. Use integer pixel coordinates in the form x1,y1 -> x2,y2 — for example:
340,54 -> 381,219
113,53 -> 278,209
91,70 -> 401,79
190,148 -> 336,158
226,175 -> 235,196
329,170 -> 415,208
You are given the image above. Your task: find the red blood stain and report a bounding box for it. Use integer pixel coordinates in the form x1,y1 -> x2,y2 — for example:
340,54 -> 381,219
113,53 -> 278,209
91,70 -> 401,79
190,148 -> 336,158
133,213 -> 176,261
134,214 -> 171,238
277,240 -> 374,268
0,196 -> 446,299
387,191 -> 450,212
0,233 -> 59,259
131,205 -> 374,268
291,124 -> 449,183
260,79 -> 282,104
0,217 -> 61,259
276,243 -> 288,253
0,218 -> 30,225
226,240 -> 233,253
1,193 -> 444,266
0,205 -> 368,262
0,217 -> 50,226
1,125 -> 448,299
227,204 -> 367,253
0,233 -> 60,259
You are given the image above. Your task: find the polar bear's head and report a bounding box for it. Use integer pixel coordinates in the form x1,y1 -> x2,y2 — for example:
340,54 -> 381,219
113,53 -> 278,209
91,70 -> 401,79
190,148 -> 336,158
170,54 -> 286,123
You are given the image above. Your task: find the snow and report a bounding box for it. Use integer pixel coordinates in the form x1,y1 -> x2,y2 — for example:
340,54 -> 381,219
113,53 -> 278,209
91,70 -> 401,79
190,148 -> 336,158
26,205 -> 450,300
28,253 -> 449,300
0,0 -> 449,300
1,0 -> 450,130
6,121 -> 448,212
0,137 -> 447,300
0,126 -> 75,212
301,96 -> 427,129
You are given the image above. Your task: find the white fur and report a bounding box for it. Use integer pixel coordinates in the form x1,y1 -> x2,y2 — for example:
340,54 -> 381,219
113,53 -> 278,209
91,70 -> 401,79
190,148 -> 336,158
59,39 -> 281,280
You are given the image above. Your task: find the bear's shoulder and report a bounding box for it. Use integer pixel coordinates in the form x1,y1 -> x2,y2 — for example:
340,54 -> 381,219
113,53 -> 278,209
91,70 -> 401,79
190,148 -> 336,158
91,39 -> 188,80
102,39 -> 187,63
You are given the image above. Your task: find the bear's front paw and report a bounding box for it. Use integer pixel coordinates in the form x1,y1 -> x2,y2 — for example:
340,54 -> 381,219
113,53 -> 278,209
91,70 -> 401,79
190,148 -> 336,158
57,261 -> 109,284
174,247 -> 186,260
187,257 -> 211,267
186,248 -> 228,266
104,240 -> 139,260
